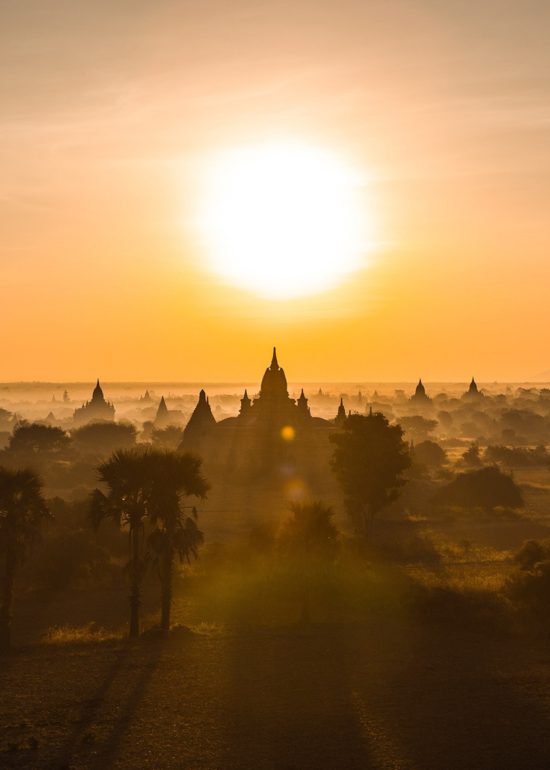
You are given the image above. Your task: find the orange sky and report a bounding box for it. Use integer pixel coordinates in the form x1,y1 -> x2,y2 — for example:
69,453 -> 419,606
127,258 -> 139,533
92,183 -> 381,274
2,1 -> 550,382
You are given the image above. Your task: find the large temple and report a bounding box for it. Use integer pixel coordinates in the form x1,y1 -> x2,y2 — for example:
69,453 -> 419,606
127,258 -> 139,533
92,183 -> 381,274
73,379 -> 115,426
180,348 -> 340,479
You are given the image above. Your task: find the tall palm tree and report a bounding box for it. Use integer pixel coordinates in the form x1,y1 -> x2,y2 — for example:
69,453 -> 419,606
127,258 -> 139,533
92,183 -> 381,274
0,466 -> 51,652
147,451 -> 209,632
90,449 -> 154,638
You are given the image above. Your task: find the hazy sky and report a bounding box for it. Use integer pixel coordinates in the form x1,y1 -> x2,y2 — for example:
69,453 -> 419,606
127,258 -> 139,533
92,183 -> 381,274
2,0 -> 550,382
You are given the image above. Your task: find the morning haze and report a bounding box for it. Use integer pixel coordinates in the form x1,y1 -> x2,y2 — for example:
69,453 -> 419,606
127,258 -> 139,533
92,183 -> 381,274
2,3 -> 550,770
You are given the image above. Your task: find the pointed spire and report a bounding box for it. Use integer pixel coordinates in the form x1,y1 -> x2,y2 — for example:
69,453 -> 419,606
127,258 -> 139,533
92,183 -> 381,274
92,379 -> 104,401
271,346 -> 278,369
240,388 -> 251,415
297,388 -> 308,409
199,389 -> 207,404
336,397 -> 346,424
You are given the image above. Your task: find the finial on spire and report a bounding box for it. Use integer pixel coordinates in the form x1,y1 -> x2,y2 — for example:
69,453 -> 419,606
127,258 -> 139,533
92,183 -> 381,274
271,347 -> 278,368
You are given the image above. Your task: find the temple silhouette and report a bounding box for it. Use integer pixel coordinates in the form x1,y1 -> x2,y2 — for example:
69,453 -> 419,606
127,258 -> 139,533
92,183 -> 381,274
73,379 -> 115,426
180,348 -> 341,478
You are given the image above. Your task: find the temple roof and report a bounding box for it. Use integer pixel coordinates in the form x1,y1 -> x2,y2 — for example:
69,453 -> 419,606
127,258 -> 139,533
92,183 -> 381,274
259,347 -> 288,400
92,379 -> 104,401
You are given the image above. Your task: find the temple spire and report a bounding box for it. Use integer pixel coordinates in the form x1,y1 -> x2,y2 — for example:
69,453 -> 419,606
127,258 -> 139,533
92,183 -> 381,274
271,346 -> 278,369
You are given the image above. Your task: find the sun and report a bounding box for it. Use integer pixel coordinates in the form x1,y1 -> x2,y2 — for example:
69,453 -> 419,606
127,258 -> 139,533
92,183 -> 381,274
196,142 -> 371,299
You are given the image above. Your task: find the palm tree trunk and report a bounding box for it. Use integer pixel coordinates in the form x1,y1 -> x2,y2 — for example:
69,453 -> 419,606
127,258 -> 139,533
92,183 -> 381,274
160,547 -> 173,633
129,526 -> 141,638
0,548 -> 16,652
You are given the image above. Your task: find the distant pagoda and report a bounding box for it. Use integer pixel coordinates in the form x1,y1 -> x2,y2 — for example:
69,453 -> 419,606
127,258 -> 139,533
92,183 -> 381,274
73,379 -> 115,426
463,377 -> 482,400
411,378 -> 431,404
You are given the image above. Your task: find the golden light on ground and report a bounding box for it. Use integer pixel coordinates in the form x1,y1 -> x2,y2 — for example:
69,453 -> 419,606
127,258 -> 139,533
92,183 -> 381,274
196,142 -> 370,300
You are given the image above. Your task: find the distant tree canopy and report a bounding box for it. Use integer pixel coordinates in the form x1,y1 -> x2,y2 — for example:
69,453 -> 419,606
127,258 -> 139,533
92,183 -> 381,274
499,409 -> 546,440
505,539 -> 550,616
437,410 -> 453,428
514,539 -> 550,571
331,412 -> 411,536
151,425 -> 184,450
462,442 -> 482,466
484,444 -> 550,468
433,466 -> 524,511
71,422 -> 137,455
7,422 -> 70,455
413,440 -> 447,468
400,416 -> 438,439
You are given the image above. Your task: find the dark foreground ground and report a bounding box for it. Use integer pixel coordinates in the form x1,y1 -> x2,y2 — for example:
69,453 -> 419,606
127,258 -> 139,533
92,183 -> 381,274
2,622 -> 550,770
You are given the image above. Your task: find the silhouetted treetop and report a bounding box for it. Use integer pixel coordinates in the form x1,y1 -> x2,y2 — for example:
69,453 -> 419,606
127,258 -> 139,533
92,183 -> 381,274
433,466 -> 524,511
72,421 -> 137,455
331,412 -> 410,536
7,422 -> 70,455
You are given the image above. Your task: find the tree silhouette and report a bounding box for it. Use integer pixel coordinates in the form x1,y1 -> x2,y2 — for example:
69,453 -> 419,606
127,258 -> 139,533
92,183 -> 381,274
72,422 -> 137,456
278,500 -> 339,623
90,448 -> 209,636
433,465 -> 524,511
146,451 -> 208,632
8,422 -> 70,455
0,466 -> 51,651
151,426 -> 184,450
413,439 -> 447,468
90,450 -> 152,638
462,442 -> 482,467
331,412 -> 410,537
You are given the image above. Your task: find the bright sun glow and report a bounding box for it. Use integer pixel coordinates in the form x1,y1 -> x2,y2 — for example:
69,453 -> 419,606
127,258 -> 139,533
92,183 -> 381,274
197,142 -> 371,299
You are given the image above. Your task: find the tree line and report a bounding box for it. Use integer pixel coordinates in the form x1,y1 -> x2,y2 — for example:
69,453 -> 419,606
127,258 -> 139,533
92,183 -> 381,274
0,411 -> 524,651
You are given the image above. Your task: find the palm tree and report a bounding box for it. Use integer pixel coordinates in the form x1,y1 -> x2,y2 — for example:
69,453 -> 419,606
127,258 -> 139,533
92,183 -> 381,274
90,449 -> 154,638
147,451 -> 209,632
278,501 -> 339,624
0,466 -> 51,652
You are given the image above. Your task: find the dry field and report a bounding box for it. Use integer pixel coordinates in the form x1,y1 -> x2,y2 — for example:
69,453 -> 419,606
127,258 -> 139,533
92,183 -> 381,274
3,615 -> 550,770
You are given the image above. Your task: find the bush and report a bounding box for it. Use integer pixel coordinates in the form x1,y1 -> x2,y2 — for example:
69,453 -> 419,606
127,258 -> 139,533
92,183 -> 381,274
413,440 -> 447,468
433,466 -> 524,511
